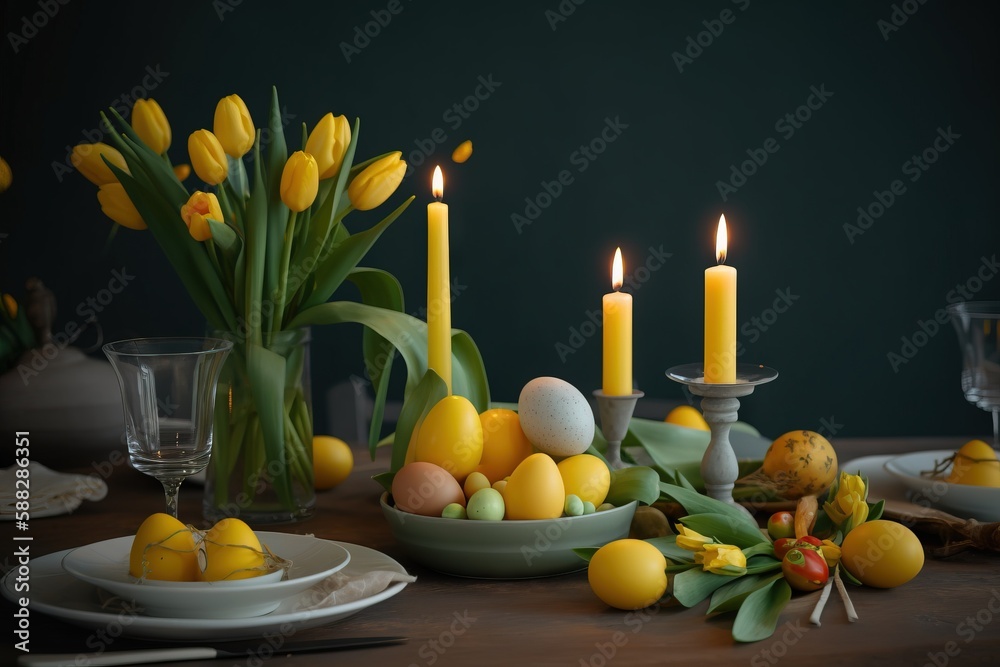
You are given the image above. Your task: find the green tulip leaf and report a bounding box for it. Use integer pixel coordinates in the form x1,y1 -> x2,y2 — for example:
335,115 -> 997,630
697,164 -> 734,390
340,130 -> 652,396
246,342 -> 294,506
643,536 -> 696,564
208,219 -> 239,253
671,567 -> 734,607
660,482 -> 759,532
372,471 -> 395,494
708,572 -> 784,615
263,87 -> 289,309
606,466 -> 660,506
301,196 -> 414,311
867,498 -> 885,522
347,267 -> 405,449
573,547 -> 599,563
679,513 -> 769,548
732,577 -> 792,643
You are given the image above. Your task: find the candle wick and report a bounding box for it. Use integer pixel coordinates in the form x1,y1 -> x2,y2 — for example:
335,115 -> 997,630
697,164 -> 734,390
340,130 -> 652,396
434,195 -> 443,203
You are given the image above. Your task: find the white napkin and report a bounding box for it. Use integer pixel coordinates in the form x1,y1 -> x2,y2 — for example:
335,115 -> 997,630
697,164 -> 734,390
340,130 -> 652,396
0,462 -> 108,519
300,569 -> 417,609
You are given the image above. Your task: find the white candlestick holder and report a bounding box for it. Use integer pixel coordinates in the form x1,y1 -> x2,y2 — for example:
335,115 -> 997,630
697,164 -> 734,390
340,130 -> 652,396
666,363 -> 778,518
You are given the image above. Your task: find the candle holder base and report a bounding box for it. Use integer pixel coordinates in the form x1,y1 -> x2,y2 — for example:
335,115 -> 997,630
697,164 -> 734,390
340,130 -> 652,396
666,363 -> 777,519
593,390 -> 644,470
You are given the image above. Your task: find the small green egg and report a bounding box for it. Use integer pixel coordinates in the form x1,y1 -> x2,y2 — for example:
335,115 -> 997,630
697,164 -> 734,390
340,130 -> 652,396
564,494 -> 584,517
467,488 -> 505,521
582,501 -> 596,515
441,503 -> 467,519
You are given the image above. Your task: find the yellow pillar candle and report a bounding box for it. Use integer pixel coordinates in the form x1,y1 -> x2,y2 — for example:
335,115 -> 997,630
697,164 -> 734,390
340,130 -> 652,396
603,247 -> 633,395
427,166 -> 452,393
705,214 -> 736,383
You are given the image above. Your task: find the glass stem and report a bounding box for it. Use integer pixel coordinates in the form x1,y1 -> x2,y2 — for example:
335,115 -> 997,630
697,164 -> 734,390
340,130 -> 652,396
160,478 -> 184,518
993,410 -> 999,451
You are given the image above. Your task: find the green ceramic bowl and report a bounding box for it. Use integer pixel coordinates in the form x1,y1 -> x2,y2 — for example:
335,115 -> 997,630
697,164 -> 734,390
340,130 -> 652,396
379,492 -> 637,579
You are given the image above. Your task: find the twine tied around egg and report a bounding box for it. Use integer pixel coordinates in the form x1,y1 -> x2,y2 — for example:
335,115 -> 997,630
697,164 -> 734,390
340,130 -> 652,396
920,451 -> 1000,479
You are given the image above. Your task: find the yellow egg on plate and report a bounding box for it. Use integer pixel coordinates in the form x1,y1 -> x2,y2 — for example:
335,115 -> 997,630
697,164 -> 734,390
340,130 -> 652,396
946,439 -> 1000,487
199,518 -> 267,581
129,513 -> 198,581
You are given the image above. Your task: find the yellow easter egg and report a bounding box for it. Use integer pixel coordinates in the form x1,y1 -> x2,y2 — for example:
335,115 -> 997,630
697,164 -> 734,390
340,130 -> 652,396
557,454 -> 611,506
946,439 -> 1000,487
474,408 -> 534,483
129,513 -> 198,581
504,453 -> 565,520
199,518 -> 267,581
414,395 -> 483,482
664,405 -> 710,432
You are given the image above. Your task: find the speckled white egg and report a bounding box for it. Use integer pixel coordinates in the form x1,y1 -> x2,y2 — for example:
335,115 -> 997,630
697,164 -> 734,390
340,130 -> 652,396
517,377 -> 595,457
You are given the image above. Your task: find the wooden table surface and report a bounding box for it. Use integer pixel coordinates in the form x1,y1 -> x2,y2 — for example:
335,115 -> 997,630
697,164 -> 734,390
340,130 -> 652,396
3,436 -> 999,667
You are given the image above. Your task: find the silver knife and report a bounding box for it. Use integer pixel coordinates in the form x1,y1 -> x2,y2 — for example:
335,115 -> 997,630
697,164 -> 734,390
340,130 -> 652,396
18,636 -> 408,666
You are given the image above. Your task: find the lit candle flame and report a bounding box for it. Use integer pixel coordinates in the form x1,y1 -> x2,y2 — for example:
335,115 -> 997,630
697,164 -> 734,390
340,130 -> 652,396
612,247 -> 624,291
716,214 -> 728,265
432,165 -> 444,200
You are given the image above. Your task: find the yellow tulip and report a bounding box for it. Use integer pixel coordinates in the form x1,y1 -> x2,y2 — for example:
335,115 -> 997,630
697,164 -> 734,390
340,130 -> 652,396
347,151 -> 405,211
2,294 -> 17,318
0,155 -> 12,192
180,191 -> 223,242
279,151 -> 319,212
71,143 -> 128,186
132,99 -> 171,154
213,94 -> 255,158
305,113 -> 351,179
820,539 -> 841,569
676,525 -> 714,552
823,471 -> 869,531
188,130 -> 228,185
97,182 -> 145,230
694,544 -> 747,576
173,164 -> 191,181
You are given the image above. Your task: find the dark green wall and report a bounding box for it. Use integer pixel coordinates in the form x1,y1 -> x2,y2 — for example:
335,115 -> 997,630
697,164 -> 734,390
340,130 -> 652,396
1,0 -> 998,439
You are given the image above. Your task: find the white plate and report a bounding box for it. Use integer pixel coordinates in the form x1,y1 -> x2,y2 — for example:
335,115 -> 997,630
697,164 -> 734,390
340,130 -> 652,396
883,450 -> 1000,522
2,541 -> 409,641
61,532 -> 350,618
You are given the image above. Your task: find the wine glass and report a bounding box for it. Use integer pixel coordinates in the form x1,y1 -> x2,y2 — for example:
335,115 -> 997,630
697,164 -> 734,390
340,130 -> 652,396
946,301 -> 1000,449
104,337 -> 233,517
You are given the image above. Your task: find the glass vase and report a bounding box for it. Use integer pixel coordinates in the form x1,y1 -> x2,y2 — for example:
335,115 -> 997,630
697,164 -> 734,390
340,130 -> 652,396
203,327 -> 315,524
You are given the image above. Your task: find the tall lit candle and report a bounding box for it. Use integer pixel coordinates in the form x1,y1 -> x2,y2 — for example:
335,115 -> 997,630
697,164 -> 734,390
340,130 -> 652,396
428,165 -> 451,393
603,247 -> 633,395
704,214 -> 736,383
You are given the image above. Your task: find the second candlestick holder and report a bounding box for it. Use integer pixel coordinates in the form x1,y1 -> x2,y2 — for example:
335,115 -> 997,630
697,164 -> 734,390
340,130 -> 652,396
593,390 -> 644,469
666,363 -> 778,518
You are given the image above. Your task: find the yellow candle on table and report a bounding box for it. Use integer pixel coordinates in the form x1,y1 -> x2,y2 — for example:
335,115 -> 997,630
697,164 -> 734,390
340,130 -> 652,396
705,214 -> 736,383
603,247 -> 633,395
427,166 -> 452,393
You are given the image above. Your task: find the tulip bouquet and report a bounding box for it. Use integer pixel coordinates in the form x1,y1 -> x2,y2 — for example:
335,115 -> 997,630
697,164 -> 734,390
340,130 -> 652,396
76,88 -> 489,522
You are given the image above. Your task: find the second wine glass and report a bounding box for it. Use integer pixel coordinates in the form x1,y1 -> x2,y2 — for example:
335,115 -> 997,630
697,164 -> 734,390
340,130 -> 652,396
104,337 -> 233,518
